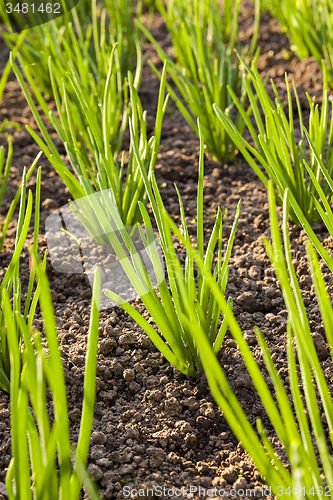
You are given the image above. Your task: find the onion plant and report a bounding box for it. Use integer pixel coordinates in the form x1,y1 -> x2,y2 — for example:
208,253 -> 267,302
10,5 -> 142,157
4,257 -> 101,500
11,54 -> 168,232
137,0 -> 260,162
285,136 -> 333,273
265,0 -> 333,86
0,167 -> 43,392
214,59 -> 333,225
167,182 -> 333,497
2,0 -> 142,97
0,42 -> 39,252
99,121 -> 240,375
0,67 -> 41,396
153,0 -> 244,68
1,3 -> 90,96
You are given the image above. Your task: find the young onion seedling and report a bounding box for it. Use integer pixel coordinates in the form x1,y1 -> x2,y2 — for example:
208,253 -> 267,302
166,182 -> 333,496
2,0 -> 142,96
0,167 -> 43,392
99,121 -> 240,375
137,0 -> 260,162
10,9 -> 143,158
11,54 -> 168,234
282,141 -> 333,273
214,59 -> 333,225
0,39 -> 39,251
4,257 -> 102,499
265,0 -> 333,87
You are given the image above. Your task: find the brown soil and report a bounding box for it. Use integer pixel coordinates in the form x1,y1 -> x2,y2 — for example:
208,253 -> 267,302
0,2 -> 332,499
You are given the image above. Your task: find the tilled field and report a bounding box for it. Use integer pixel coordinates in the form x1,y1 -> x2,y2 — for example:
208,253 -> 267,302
0,2 -> 332,499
